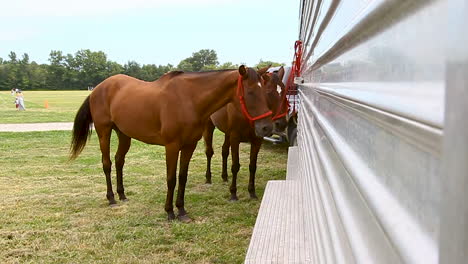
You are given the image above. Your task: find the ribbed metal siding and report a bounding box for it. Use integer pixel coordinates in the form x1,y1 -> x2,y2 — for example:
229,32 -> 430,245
296,0 -> 446,263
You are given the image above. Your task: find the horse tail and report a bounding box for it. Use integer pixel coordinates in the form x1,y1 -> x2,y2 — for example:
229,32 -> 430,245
70,96 -> 93,160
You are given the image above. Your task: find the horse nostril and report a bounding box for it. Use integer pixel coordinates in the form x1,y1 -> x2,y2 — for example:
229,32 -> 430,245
262,125 -> 273,135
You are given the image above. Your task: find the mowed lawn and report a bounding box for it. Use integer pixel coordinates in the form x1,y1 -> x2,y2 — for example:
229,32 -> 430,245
0,92 -> 288,263
0,91 -> 90,123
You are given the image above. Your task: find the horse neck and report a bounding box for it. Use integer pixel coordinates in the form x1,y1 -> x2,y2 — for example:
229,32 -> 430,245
194,71 -> 238,120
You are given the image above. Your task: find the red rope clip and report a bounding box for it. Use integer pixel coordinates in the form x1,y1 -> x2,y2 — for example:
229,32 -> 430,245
285,40 -> 303,114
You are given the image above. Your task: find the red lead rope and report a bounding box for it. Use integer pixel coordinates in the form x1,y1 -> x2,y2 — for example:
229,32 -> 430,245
272,99 -> 288,120
272,80 -> 289,121
237,75 -> 273,126
293,40 -> 303,77
285,40 -> 303,114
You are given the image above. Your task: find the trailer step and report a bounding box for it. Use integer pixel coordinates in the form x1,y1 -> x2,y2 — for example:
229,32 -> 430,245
245,180 -> 313,264
286,146 -> 300,181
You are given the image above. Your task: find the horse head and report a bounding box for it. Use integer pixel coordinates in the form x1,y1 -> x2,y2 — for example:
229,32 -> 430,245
238,65 -> 273,137
262,66 -> 288,133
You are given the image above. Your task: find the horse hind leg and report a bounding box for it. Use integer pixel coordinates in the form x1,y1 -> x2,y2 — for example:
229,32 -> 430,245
96,124 -> 116,206
115,130 -> 131,201
221,134 -> 230,182
176,143 -> 197,223
203,119 -> 215,184
164,143 -> 180,221
229,134 -> 240,201
248,138 -> 263,199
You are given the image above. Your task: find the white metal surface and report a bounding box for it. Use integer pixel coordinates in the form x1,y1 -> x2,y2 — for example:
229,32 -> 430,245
292,0 -> 447,263
297,0 -> 446,263
439,1 -> 468,263
247,0 -> 468,263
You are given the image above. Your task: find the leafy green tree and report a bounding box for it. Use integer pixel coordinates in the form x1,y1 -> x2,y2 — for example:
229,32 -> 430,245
20,53 -> 29,64
176,59 -> 194,71
106,61 -> 124,77
18,53 -> 31,89
8,51 -> 17,63
217,62 -> 238,69
74,49 -> 108,87
255,59 -> 284,69
62,53 -> 80,89
28,62 -> 48,90
177,49 -> 218,71
4,52 -> 20,90
201,64 -> 218,71
124,61 -> 142,79
140,64 -> 159,81
0,64 -> 8,90
190,49 -> 218,71
47,50 -> 66,90
0,48 -> 233,91
157,64 -> 174,76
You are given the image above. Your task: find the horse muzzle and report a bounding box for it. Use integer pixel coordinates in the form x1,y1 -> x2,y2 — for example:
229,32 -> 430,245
254,119 -> 273,137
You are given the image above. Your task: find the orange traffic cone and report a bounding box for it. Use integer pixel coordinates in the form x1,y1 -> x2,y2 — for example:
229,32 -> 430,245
44,100 -> 49,109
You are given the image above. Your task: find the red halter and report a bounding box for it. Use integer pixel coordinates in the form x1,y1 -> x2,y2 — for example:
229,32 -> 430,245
269,73 -> 289,121
237,75 -> 273,126
272,90 -> 289,121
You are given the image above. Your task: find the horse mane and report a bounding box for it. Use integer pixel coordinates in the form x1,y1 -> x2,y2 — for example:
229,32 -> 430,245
178,69 -> 236,74
165,71 -> 185,77
161,69 -> 236,80
197,69 -> 236,73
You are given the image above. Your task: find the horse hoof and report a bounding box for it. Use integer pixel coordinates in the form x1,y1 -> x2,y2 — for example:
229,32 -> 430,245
177,214 -> 193,223
167,212 -> 176,221
120,198 -> 129,202
205,180 -> 212,184
250,194 -> 258,200
109,203 -> 119,208
108,199 -> 118,207
229,196 -> 239,202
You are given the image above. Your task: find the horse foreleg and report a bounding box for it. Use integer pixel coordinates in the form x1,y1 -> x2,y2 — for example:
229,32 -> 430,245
115,131 -> 131,201
221,134 -> 230,182
248,138 -> 263,199
97,126 -> 116,206
229,134 -> 240,201
176,143 -> 197,223
165,143 -> 180,221
203,120 -> 215,184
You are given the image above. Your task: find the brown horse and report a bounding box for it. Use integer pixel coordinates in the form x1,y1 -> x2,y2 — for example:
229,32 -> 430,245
69,66 -> 273,222
203,66 -> 287,200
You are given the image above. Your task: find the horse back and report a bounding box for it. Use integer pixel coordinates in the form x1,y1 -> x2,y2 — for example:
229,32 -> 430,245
89,74 -> 199,145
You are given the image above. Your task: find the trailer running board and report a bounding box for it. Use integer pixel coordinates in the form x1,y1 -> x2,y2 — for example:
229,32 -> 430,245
245,147 -> 312,263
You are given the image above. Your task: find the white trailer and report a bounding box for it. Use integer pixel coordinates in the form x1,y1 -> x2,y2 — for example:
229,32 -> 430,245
246,0 -> 468,263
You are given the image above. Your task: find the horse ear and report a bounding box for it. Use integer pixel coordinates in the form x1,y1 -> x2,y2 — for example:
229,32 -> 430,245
239,65 -> 248,78
260,73 -> 271,87
278,66 -> 285,80
257,64 -> 271,76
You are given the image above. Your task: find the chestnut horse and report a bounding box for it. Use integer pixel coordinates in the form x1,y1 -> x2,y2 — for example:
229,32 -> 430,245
203,67 -> 288,200
69,66 -> 273,222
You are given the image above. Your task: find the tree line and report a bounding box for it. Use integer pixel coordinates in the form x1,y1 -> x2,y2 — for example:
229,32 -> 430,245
0,49 -> 283,91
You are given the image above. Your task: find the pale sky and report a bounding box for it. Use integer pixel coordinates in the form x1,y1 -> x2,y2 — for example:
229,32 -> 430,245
0,0 -> 300,67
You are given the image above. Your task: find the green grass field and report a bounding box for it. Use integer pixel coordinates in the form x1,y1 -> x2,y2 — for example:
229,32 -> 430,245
0,91 -> 288,263
0,91 -> 90,123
